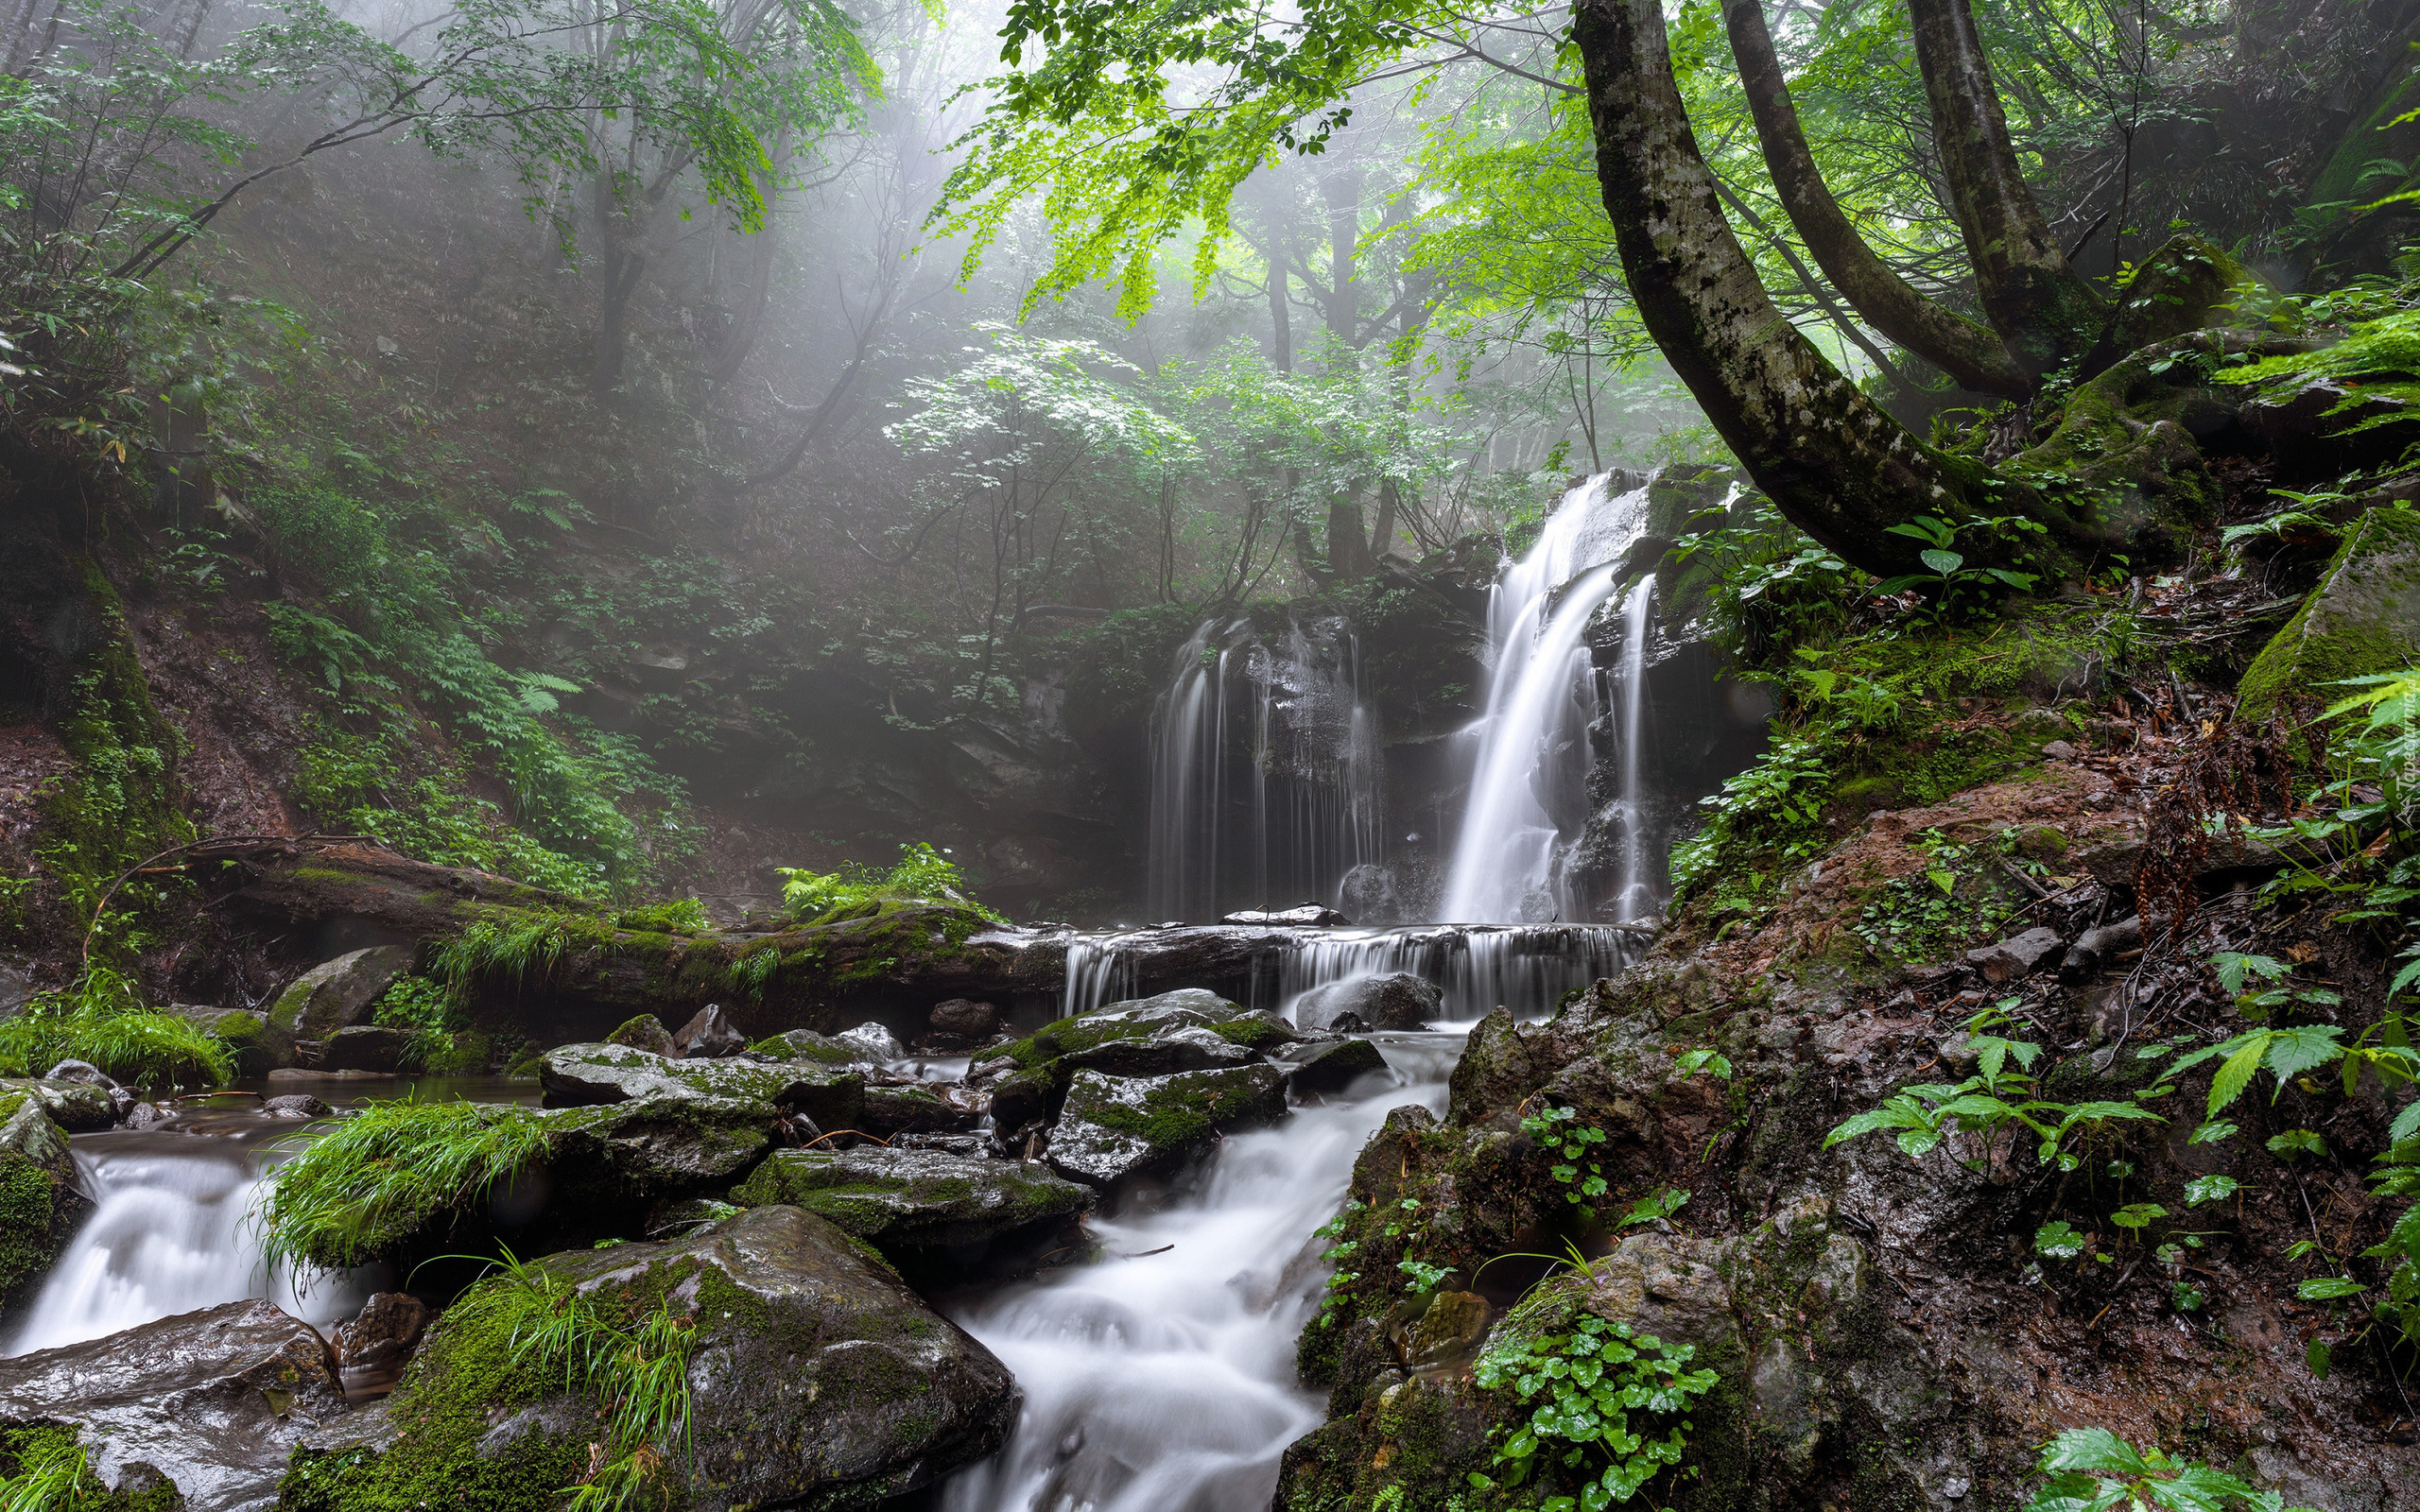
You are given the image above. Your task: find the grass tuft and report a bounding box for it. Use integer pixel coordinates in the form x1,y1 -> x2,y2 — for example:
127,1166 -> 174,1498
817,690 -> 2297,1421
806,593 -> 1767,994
0,964 -> 230,1091
256,1099 -> 554,1271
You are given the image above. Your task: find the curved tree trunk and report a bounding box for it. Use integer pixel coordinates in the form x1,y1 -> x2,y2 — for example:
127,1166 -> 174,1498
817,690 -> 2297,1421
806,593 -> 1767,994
1571,0 -> 1982,578
1719,0 -> 2031,398
1904,0 -> 2105,375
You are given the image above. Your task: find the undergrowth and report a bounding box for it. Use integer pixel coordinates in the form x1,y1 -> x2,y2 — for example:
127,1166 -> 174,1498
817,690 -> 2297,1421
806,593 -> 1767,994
778,841 -> 1004,925
257,1099 -> 552,1271
0,965 -> 229,1089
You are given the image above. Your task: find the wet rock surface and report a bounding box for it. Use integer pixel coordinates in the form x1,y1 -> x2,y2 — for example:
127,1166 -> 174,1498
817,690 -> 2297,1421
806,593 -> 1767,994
732,1146 -> 1092,1254
0,1084 -> 89,1318
1045,1063 -> 1289,1188
285,1205 -> 1017,1511
268,945 -> 414,1041
1291,971 -> 1442,1030
331,1293 -> 429,1372
1280,1036 -> 1392,1095
538,1040 -> 863,1127
0,1298 -> 347,1512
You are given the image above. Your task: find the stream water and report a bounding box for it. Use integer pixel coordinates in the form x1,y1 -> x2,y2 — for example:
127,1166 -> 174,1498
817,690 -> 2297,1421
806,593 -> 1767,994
941,1030 -> 1460,1512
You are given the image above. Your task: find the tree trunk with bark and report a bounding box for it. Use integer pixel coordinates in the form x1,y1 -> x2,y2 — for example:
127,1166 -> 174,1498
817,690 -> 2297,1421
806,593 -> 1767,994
1719,0 -> 2031,397
1904,0 -> 2106,376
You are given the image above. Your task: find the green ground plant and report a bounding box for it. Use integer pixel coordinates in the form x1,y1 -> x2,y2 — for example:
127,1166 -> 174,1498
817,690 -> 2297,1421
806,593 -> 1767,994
0,965 -> 229,1089
2020,1427 -> 2316,1512
256,1100 -> 552,1271
0,1426 -> 89,1512
778,841 -> 1005,925
1468,1314 -> 1719,1511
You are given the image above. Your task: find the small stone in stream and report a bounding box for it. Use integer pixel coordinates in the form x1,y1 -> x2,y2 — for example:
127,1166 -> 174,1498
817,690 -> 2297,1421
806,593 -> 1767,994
605,1013 -> 677,1056
39,1060 -> 131,1119
752,1026 -> 868,1067
1046,1065 -> 1289,1188
929,998 -> 1000,1037
320,1023 -> 410,1073
1286,1037 -> 1392,1095
1220,904 -> 1353,926
122,1102 -> 167,1129
262,1093 -> 332,1118
333,1292 -> 429,1371
673,1002 -> 747,1058
1963,926 -> 2068,983
2,1297 -> 345,1511
1292,971 -> 1442,1031
836,1022 -> 907,1062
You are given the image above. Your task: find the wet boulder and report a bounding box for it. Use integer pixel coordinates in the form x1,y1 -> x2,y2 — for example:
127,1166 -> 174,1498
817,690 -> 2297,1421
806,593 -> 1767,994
180,1005 -> 293,1076
928,998 -> 1000,1038
1080,987 -> 1238,1024
751,1026 -> 865,1067
1064,1022 -> 1260,1077
30,1064 -> 129,1125
835,1021 -> 908,1062
261,1093 -> 332,1119
673,1002 -> 747,1058
2238,504 -> 2420,722
539,1041 -> 863,1129
0,1085 -> 90,1319
332,1293 -> 429,1372
1046,1065 -> 1289,1188
733,1147 -> 1092,1256
1,1298 -> 347,1512
860,1081 -> 982,1138
1283,1037 -> 1393,1096
547,1095 -> 774,1191
320,1023 -> 411,1073
1221,904 -> 1353,926
268,945 -> 415,1041
604,1012 -> 677,1055
1293,971 -> 1442,1031
283,1205 -> 1017,1511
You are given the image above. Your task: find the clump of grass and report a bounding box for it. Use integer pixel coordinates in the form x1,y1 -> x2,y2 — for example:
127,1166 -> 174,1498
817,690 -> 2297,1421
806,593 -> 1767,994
778,841 -> 1004,926
0,965 -> 230,1091
610,898 -> 713,935
0,1426 -> 89,1512
429,911 -> 593,999
486,1251 -> 697,1510
257,1099 -> 554,1271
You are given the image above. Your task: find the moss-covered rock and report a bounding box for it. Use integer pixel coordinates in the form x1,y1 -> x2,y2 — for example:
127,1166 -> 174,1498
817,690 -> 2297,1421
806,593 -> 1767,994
268,946 -> 416,1040
0,1087 -> 89,1322
281,1205 -> 1017,1512
732,1147 -> 1092,1254
603,1013 -> 676,1055
1045,1064 -> 1288,1188
538,1041 -> 863,1129
2238,504 -> 2420,721
750,1027 -> 864,1066
858,1082 -> 979,1137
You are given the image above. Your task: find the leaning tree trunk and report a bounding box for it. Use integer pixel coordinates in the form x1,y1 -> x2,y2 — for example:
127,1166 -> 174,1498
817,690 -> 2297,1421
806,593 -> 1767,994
1719,0 -> 2031,398
1903,0 -> 2105,376
1572,0 -> 1984,577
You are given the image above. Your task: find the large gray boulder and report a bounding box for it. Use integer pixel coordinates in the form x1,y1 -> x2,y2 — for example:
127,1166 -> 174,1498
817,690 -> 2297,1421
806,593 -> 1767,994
0,1298 -> 348,1512
1282,1037 -> 1393,1095
547,1095 -> 774,1190
0,1084 -> 90,1319
1291,971 -> 1441,1031
319,1024 -> 410,1074
539,1041 -> 863,1128
1080,987 -> 1238,1024
1063,1022 -> 1260,1077
268,945 -> 414,1040
285,1205 -> 1018,1510
1046,1065 -> 1289,1188
734,1147 -> 1092,1253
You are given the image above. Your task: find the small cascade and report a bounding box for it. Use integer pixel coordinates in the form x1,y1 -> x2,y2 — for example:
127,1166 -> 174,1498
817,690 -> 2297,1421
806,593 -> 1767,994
1607,575 -> 1660,923
1441,473 -> 1652,923
5,1120 -> 370,1356
1146,612 -> 1384,922
1061,922 -> 1641,1024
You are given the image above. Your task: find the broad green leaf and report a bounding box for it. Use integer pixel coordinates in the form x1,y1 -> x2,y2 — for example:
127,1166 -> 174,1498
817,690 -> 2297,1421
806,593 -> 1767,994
2207,1037 -> 2271,1116
2183,1174 -> 2238,1206
2295,1277 -> 2365,1299
2036,1427 -> 2147,1477
1919,548 -> 1964,576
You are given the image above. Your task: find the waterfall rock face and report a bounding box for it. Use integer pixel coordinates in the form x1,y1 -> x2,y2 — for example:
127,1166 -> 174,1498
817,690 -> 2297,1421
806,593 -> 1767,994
285,1205 -> 1019,1511
1,1297 -> 347,1512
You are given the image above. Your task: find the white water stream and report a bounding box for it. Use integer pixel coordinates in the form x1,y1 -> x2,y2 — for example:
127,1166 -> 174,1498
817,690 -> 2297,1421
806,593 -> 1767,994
942,1034 -> 1457,1512
1441,472 -> 1652,924
3,1120 -> 371,1357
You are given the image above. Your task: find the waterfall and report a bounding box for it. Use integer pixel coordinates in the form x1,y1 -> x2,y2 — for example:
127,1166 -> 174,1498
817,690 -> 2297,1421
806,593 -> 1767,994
1440,473 -> 1652,923
1060,923 -> 1641,1024
941,1039 -> 1454,1512
1608,575 -> 1659,924
1146,614 -> 1384,922
4,1123 -> 371,1356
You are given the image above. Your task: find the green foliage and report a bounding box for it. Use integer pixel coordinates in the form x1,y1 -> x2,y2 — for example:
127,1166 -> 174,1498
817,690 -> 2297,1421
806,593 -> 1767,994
1824,1005 -> 2165,1173
2021,1428 -> 2314,1512
1469,1314 -> 1718,1511
1848,829 -> 2028,966
2213,311 -> 2420,436
1520,1105 -> 1610,1208
1870,514 -> 2046,612
778,842 -> 1004,925
256,1100 -> 553,1271
0,966 -> 229,1090
0,1426 -> 90,1512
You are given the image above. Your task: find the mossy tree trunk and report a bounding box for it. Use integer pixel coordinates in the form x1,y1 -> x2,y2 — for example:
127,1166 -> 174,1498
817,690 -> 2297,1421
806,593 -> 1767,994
1903,0 -> 2106,376
1718,0 -> 2031,399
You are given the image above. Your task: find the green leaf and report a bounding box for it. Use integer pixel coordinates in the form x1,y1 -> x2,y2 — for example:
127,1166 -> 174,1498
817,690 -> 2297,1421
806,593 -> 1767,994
2184,1174 -> 2239,1206
2033,1221 -> 2087,1259
2110,1203 -> 2168,1231
1919,548 -> 1964,576
2306,1339 -> 2331,1379
2265,1129 -> 2325,1160
2036,1427 -> 2148,1477
2207,1037 -> 2271,1116
2261,1025 -> 2346,1083
2295,1277 -> 2364,1299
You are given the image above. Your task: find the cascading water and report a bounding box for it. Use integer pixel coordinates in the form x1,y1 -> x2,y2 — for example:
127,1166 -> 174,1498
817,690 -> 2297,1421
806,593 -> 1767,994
1606,575 -> 1660,924
1146,613 -> 1384,922
941,1036 -> 1458,1512
1441,472 -> 1652,923
4,1115 -> 371,1357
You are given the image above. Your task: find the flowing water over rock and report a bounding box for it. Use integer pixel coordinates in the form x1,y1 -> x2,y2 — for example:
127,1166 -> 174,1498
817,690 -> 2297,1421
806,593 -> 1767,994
4,1110 -> 372,1357
1443,472 -> 1651,923
941,1033 -> 1459,1512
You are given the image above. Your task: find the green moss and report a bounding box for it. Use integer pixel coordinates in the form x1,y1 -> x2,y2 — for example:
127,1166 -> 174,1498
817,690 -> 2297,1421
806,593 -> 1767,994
1211,1016 -> 1291,1051
0,1425 -> 180,1511
2238,505 -> 2420,721
0,1152 -> 65,1314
